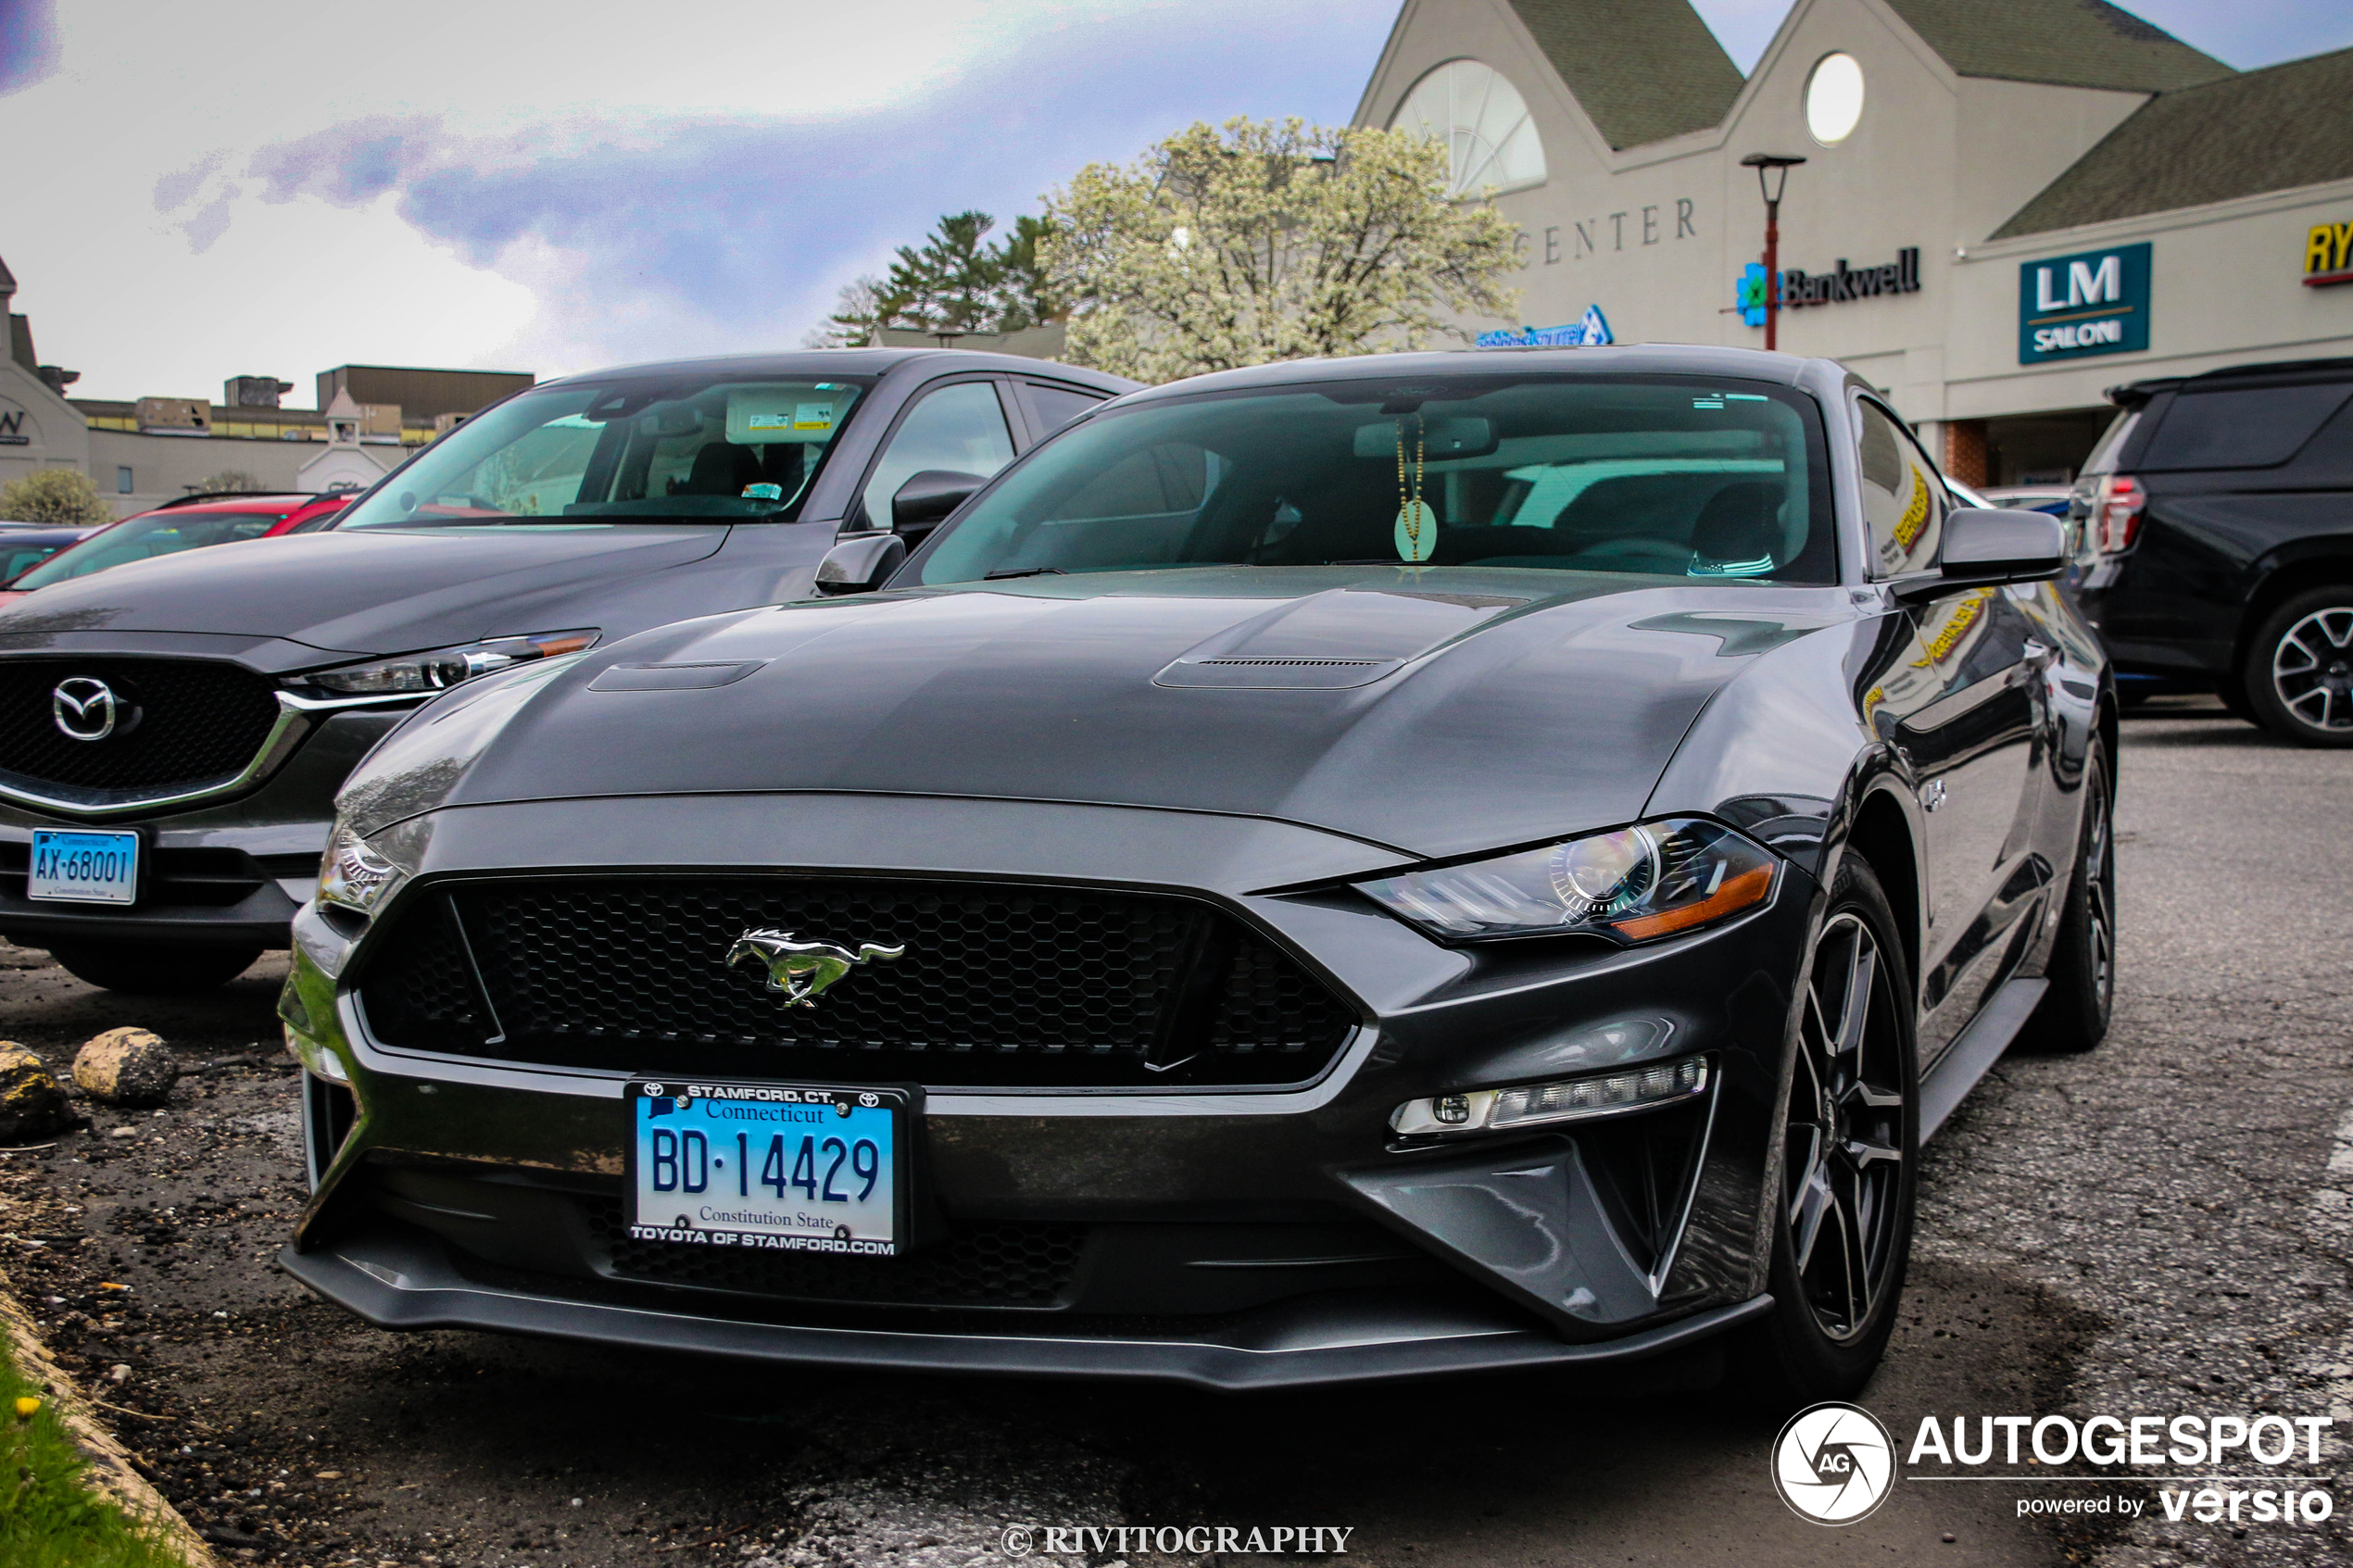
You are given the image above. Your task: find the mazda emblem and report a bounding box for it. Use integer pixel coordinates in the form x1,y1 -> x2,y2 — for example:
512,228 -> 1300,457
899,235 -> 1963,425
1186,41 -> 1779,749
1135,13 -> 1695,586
52,677 -> 118,742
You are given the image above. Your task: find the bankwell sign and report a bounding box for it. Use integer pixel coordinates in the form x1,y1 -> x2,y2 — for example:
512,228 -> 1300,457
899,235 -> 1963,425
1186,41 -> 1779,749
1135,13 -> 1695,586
2019,242 -> 2151,364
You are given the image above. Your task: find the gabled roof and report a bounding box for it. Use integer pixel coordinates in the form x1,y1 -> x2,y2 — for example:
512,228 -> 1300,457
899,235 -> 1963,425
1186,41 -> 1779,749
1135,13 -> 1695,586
1505,0 -> 1743,150
1994,45 -> 2353,238
1884,0 -> 2232,94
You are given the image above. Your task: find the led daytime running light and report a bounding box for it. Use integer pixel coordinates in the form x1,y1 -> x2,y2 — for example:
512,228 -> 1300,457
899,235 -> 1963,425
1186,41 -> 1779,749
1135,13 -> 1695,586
1390,1056 -> 1710,1137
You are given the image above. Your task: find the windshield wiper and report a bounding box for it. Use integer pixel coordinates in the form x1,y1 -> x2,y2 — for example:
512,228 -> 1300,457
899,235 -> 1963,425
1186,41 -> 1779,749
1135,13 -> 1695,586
983,566 -> 1068,580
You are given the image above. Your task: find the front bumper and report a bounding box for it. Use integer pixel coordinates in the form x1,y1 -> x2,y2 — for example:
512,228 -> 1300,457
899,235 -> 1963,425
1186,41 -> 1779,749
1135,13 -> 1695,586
0,709 -> 401,948
279,1218 -> 1769,1389
281,794 -> 1817,1386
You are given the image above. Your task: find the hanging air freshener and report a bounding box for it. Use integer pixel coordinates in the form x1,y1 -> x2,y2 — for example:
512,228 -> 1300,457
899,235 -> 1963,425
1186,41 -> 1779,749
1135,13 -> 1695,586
1394,417 -> 1436,563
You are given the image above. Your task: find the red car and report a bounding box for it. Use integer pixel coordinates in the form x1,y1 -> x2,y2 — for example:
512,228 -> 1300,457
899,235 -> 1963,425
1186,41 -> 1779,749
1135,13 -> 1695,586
0,490 -> 351,606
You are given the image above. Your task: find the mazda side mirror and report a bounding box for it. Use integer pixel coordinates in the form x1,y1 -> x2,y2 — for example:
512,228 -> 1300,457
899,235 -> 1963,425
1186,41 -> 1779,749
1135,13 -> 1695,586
889,469 -> 984,547
1895,509 -> 2067,602
812,533 -> 907,596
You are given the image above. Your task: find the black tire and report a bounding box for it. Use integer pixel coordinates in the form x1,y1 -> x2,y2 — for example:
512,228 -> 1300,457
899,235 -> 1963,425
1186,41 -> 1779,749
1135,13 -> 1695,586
2242,588 -> 2353,746
2216,675 -> 2259,726
1734,855 -> 1919,1411
2028,746 -> 2115,1052
45,942 -> 263,995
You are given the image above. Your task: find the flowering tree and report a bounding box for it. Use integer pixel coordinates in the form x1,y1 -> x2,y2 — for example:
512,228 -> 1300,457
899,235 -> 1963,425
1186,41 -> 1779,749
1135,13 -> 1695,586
1039,117 -> 1519,383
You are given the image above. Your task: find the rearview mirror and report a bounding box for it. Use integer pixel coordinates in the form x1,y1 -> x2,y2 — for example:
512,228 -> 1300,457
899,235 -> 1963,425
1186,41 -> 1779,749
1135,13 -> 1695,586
890,469 -> 985,543
1353,417 -> 1498,460
812,533 -> 906,596
1894,508 -> 2066,602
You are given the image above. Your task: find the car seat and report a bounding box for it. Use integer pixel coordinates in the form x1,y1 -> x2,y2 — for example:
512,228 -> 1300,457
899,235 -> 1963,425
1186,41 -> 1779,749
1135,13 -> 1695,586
674,442 -> 763,496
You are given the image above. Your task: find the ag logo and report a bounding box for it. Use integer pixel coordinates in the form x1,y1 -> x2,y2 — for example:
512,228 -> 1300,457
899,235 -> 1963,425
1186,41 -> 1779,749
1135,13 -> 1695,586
1771,1401 -> 1894,1524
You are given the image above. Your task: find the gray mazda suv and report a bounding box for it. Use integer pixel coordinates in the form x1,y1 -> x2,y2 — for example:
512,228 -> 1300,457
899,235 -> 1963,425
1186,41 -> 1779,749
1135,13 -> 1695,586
0,348 -> 1131,991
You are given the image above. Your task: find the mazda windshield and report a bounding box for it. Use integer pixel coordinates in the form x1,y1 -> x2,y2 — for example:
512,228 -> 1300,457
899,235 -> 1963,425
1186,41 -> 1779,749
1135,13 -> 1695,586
336,376 -> 871,530
916,375 -> 1834,584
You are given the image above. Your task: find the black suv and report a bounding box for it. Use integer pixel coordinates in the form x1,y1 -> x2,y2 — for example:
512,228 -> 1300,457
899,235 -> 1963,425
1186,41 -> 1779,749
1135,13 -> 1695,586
2070,357 -> 2353,744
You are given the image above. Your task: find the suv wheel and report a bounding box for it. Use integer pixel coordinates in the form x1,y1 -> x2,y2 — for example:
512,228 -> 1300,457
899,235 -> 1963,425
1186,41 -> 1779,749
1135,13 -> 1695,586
2246,588 -> 2353,746
46,942 -> 264,995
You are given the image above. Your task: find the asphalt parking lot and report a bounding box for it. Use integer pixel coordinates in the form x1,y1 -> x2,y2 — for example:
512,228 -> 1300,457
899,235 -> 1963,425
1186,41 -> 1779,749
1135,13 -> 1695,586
0,695 -> 2347,1568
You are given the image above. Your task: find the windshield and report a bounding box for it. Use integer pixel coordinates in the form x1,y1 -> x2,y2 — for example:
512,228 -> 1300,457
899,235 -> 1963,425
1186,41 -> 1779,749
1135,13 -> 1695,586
335,375 -> 871,530
915,375 -> 1834,585
13,510 -> 289,589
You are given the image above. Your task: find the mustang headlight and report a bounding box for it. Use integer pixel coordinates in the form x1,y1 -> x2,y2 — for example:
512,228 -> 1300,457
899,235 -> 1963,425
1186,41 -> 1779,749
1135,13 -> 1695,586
317,819 -> 421,918
1356,818 -> 1777,943
304,629 -> 599,696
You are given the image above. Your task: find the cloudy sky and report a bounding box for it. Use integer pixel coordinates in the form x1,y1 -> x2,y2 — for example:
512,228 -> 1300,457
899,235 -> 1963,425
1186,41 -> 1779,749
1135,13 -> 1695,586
4,0 -> 2347,404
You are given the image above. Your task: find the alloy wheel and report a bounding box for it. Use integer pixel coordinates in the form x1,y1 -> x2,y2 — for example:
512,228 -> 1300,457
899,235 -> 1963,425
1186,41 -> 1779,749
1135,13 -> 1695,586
1785,912 -> 1907,1342
2082,764 -> 2116,1012
2271,608 -> 2353,734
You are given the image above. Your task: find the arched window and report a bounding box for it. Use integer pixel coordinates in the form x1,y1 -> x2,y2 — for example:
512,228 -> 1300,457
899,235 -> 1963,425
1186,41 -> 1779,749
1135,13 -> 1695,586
1390,58 -> 1547,197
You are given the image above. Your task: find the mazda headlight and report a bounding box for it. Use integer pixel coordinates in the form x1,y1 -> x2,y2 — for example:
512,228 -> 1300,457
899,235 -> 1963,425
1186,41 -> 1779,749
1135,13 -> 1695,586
317,818 -> 424,918
304,629 -> 599,695
1356,818 -> 1777,943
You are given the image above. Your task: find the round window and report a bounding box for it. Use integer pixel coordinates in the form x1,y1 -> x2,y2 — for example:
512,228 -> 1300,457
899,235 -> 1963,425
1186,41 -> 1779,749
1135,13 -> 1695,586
1390,59 -> 1547,197
1805,53 -> 1866,145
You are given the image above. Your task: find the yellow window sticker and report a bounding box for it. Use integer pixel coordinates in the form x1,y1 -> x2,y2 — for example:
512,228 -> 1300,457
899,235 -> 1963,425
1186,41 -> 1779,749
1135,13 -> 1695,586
1892,464 -> 1931,557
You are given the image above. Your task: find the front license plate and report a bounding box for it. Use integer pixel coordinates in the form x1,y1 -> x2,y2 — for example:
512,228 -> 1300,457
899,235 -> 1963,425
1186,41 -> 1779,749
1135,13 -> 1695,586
28,828 -> 140,905
624,1079 -> 910,1255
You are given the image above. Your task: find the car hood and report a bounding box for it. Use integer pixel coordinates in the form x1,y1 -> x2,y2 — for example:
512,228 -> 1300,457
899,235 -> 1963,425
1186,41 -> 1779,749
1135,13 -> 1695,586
0,526 -> 731,659
357,567 -> 1848,861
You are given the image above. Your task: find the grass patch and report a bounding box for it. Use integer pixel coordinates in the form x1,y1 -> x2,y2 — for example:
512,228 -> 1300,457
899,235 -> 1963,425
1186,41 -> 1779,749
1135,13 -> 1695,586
0,1319 -> 192,1568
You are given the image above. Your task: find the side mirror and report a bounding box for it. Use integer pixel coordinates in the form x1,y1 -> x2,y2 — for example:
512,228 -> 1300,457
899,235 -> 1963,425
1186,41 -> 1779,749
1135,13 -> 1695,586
1895,508 -> 2066,602
890,469 -> 985,546
812,532 -> 906,596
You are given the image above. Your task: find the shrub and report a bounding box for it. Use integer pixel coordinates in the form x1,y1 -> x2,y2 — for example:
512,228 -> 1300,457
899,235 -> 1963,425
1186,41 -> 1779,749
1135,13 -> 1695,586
0,470 -> 115,528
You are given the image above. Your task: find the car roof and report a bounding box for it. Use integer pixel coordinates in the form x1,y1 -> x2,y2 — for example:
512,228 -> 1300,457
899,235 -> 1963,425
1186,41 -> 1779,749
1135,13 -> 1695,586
530,346 -> 1136,395
144,493 -> 318,515
1101,344 -> 1830,408
2108,355 -> 2353,407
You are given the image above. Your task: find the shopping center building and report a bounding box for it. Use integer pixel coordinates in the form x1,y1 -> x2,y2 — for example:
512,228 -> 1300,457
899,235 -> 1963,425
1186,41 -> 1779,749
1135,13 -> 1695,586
0,257 -> 532,518
1358,0 -> 2353,483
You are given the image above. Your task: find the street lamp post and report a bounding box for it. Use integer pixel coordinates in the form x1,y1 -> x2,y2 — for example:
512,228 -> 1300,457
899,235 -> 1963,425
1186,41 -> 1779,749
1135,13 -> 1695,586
1740,153 -> 1806,352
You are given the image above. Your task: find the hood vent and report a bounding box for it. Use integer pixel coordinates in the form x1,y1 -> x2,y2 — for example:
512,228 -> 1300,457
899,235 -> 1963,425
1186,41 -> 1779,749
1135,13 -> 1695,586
1154,657 -> 1403,690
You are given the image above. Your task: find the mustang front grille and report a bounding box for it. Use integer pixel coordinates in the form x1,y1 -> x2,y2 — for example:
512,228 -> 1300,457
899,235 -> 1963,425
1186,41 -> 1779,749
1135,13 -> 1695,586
0,658 -> 283,797
356,876 -> 1358,1087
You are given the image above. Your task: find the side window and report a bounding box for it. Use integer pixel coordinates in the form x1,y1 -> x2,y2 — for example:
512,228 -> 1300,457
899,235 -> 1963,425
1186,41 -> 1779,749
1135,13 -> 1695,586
1857,399 -> 1946,577
2141,383 -> 2353,470
860,382 -> 1016,530
1021,382 -> 1110,439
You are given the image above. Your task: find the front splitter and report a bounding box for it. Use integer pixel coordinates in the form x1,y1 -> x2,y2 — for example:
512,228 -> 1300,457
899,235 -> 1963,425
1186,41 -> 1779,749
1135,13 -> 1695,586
280,1221 -> 1770,1391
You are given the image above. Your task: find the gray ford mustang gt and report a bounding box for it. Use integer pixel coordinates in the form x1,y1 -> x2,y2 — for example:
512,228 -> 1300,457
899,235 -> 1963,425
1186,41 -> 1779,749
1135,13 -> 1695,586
278,345 -> 2116,1399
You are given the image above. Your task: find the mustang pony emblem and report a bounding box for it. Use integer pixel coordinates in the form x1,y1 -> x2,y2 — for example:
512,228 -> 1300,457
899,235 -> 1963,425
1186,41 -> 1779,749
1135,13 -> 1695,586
724,928 -> 905,1007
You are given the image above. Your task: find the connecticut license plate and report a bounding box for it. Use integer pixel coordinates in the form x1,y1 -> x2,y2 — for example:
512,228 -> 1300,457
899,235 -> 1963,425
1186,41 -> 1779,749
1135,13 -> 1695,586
27,828 -> 140,905
623,1079 -> 910,1255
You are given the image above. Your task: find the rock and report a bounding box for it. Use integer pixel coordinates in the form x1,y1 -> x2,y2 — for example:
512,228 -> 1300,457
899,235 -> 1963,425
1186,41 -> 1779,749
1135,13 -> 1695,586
0,1045 -> 72,1142
72,1027 -> 178,1107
